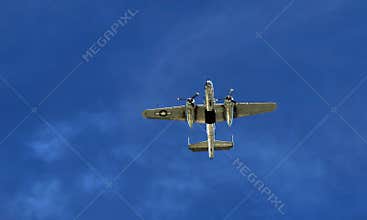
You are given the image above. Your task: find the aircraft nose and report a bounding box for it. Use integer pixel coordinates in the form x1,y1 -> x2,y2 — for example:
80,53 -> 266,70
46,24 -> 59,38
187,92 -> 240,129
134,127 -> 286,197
205,80 -> 213,87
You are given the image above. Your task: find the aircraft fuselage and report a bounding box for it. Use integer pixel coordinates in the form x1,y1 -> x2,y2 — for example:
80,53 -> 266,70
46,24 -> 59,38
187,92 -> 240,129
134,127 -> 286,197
205,80 -> 216,159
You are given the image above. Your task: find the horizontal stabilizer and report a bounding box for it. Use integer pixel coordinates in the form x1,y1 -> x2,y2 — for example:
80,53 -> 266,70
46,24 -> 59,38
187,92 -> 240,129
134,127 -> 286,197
188,139 -> 234,152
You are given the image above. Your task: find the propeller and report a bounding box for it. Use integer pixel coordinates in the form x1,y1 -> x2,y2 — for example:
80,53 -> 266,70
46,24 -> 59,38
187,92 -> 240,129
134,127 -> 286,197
177,92 -> 200,103
225,88 -> 236,103
216,89 -> 235,102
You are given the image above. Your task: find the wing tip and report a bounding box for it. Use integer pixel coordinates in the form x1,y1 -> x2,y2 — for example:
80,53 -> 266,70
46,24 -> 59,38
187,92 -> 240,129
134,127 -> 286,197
272,102 -> 277,111
142,110 -> 149,118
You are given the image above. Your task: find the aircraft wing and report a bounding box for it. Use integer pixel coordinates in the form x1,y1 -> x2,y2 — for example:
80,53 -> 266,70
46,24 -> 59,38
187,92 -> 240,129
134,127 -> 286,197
142,105 -> 187,121
143,102 -> 276,123
142,105 -> 206,123
215,102 -> 277,122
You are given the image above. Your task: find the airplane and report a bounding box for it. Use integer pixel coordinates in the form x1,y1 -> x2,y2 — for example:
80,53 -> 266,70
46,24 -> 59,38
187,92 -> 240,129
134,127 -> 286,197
142,80 -> 277,159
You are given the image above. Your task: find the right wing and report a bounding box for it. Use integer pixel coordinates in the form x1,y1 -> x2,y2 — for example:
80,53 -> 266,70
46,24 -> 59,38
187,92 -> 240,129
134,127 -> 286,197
142,105 -> 207,123
215,102 -> 277,122
234,102 -> 277,118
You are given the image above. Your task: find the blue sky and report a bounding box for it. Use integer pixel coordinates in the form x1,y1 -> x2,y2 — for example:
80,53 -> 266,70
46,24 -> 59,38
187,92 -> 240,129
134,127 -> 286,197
1,0 -> 367,219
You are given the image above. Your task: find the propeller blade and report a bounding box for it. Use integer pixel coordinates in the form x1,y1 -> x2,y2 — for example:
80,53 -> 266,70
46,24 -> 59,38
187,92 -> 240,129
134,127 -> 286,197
177,92 -> 200,102
191,92 -> 200,99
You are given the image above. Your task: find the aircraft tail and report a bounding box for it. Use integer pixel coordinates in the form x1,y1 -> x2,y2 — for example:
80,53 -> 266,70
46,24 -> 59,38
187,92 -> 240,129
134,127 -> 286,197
188,137 -> 234,152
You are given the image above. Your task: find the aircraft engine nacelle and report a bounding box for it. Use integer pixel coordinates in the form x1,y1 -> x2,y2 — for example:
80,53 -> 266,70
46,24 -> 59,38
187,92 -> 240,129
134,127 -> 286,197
185,101 -> 195,127
224,99 -> 235,127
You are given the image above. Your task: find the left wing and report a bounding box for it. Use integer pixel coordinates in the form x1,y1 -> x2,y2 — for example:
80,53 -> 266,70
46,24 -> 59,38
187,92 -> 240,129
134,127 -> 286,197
142,105 -> 206,123
142,105 -> 187,121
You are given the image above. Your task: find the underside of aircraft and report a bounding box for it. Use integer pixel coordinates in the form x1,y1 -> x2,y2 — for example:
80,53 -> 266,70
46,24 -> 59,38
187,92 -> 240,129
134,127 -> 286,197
143,80 -> 277,159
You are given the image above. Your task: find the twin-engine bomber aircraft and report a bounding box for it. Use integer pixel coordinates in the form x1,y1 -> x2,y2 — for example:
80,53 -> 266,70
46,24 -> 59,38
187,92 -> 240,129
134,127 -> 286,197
142,80 -> 277,159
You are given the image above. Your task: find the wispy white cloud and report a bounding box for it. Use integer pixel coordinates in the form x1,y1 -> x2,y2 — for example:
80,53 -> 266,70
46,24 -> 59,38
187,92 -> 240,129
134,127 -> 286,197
141,174 -> 206,218
11,179 -> 69,220
27,123 -> 75,162
78,172 -> 105,193
26,111 -> 120,162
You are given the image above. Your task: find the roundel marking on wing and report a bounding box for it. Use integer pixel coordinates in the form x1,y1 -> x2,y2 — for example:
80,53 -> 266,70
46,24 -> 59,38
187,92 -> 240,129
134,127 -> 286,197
159,110 -> 168,117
